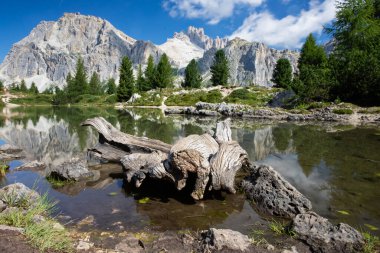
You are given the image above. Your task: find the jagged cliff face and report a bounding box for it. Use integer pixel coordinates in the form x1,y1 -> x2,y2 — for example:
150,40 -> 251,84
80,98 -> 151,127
198,38 -> 299,86
0,13 -> 299,90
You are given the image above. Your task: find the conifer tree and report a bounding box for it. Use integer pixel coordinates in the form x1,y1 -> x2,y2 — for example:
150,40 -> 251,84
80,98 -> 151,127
210,50 -> 229,86
117,56 -> 135,102
293,34 -> 331,101
29,82 -> 38,94
20,80 -> 27,92
67,58 -> 88,101
144,55 -> 156,90
155,53 -> 173,88
0,80 -> 3,91
183,59 -> 202,88
271,58 -> 292,89
136,64 -> 146,91
89,72 -> 102,95
106,78 -> 117,95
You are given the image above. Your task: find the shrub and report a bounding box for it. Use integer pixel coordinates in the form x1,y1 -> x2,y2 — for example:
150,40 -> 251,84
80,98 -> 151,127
332,108 -> 354,115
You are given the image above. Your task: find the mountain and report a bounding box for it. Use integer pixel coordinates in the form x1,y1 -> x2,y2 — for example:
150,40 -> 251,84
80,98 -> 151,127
0,13 -> 299,91
158,26 -> 228,68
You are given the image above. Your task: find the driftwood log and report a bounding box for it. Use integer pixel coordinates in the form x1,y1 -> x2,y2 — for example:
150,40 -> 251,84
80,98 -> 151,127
81,117 -> 248,200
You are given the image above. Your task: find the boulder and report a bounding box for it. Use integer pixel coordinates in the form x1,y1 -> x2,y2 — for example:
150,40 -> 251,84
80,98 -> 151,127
0,183 -> 40,208
292,212 -> 364,253
14,161 -> 46,171
0,144 -> 22,154
202,228 -> 252,252
48,158 -> 93,181
241,165 -> 312,218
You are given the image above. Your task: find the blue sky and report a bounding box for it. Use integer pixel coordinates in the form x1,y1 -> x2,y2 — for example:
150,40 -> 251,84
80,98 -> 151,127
0,0 -> 336,61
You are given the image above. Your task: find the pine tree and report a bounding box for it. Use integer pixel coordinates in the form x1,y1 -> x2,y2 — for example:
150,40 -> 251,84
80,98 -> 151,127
89,72 -> 102,95
67,58 -> 88,101
155,53 -> 173,88
294,34 -> 331,102
0,80 -> 3,91
144,55 -> 156,90
117,56 -> 135,102
106,78 -> 117,95
326,0 -> 380,105
136,64 -> 146,91
210,50 -> 229,86
183,59 -> 202,88
29,82 -> 39,94
271,58 -> 293,89
20,80 -> 27,92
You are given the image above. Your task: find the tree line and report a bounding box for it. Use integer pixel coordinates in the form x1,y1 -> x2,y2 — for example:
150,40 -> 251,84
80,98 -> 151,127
271,0 -> 380,106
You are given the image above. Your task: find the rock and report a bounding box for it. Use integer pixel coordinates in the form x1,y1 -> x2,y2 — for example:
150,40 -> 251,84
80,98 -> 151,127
49,158 -> 93,181
269,90 -> 296,108
32,214 -> 45,223
128,93 -> 142,103
14,161 -> 46,171
77,240 -> 94,251
52,222 -> 65,231
0,225 -> 25,234
241,165 -> 312,218
202,228 -> 252,252
267,244 -> 275,251
281,246 -> 299,253
0,144 -> 22,154
0,200 -> 6,212
0,183 -> 40,208
115,234 -> 144,253
292,212 -> 364,253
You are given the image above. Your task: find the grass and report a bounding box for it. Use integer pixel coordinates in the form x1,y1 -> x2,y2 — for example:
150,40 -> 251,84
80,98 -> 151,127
249,229 -> 268,245
332,108 -> 354,115
268,219 -> 296,237
358,107 -> 380,114
0,162 -> 9,176
46,176 -> 74,188
166,89 -> 223,106
0,191 -> 73,252
10,93 -> 54,105
223,87 -> 277,107
363,232 -> 380,253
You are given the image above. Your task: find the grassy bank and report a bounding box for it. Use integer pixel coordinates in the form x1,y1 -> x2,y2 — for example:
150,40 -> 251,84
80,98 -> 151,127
0,190 -> 73,252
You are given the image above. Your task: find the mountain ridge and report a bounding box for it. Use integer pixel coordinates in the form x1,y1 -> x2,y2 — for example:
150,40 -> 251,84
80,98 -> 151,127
0,12 -> 299,91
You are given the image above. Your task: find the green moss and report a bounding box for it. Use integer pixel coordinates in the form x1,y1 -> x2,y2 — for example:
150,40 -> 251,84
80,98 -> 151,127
166,90 -> 223,106
46,176 -> 74,188
358,107 -> 380,114
333,108 -> 354,115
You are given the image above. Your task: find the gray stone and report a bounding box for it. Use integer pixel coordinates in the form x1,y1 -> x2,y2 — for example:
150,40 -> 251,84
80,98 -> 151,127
292,212 -> 365,253
32,214 -> 46,223
0,144 -> 22,154
241,165 -> 312,218
14,161 -> 46,171
269,90 -> 296,108
115,234 -> 144,253
49,158 -> 93,181
202,228 -> 252,252
0,199 -> 6,212
0,225 -> 25,234
76,240 -> 94,251
0,183 -> 40,208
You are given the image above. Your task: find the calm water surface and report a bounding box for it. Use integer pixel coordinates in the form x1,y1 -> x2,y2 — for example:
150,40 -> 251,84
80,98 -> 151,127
0,106 -> 379,235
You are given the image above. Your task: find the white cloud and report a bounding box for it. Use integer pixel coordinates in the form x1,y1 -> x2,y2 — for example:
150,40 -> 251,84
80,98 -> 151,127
163,0 -> 264,25
230,0 -> 336,48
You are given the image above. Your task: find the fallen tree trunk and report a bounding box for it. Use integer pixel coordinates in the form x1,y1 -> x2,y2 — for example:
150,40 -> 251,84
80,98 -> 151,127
82,117 -> 248,200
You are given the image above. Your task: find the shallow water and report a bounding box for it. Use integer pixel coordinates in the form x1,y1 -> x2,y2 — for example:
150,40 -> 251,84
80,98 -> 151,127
0,106 -> 379,235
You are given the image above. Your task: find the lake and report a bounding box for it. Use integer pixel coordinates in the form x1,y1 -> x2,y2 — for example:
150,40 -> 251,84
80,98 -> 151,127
0,106 -> 379,235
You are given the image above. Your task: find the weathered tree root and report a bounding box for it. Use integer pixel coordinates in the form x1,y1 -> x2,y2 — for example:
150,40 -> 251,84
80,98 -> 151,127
82,117 -> 248,200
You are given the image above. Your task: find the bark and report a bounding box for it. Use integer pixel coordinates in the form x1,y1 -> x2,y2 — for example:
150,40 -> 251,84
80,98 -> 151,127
81,117 -> 172,154
82,117 -> 247,200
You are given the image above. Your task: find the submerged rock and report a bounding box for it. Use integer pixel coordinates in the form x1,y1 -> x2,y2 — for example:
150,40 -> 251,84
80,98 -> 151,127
0,183 -> 40,208
14,161 -> 46,171
201,228 -> 252,252
292,212 -> 364,253
241,165 -> 312,218
49,158 -> 93,181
